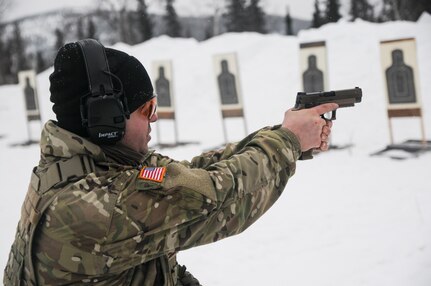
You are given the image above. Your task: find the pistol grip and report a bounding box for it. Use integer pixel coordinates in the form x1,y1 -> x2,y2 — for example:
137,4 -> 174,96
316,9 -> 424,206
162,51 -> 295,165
300,149 -> 314,160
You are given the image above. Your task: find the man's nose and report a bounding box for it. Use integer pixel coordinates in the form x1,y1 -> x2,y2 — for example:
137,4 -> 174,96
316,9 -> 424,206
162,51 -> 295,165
150,113 -> 158,123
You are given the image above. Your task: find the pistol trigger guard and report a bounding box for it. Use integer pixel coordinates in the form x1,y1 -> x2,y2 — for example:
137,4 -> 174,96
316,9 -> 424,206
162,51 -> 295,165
321,110 -> 336,121
331,110 -> 336,120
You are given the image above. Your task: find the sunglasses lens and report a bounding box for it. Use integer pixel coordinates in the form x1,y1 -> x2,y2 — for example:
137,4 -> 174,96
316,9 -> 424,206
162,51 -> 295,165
144,97 -> 157,119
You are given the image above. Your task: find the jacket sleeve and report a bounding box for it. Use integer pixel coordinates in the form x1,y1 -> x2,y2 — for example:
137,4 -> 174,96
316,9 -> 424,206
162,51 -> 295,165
103,126 -> 301,273
146,126 -> 270,169
186,127 -> 265,169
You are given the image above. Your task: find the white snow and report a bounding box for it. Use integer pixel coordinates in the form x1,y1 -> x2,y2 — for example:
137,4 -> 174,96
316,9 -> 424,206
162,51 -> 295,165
1,16 -> 431,285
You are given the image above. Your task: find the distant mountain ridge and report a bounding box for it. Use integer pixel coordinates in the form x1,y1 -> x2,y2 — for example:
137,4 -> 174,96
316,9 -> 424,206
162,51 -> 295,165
0,8 -> 310,84
4,0 -> 315,23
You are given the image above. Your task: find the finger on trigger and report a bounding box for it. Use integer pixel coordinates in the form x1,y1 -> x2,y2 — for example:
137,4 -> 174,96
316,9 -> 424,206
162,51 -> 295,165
314,103 -> 339,116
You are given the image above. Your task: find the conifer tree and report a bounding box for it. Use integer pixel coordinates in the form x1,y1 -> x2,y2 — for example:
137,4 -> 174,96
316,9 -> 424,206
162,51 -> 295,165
285,6 -> 293,35
204,22 -> 214,40
87,17 -> 97,39
0,29 -> 5,84
378,0 -> 430,21
137,0 -> 153,42
325,0 -> 341,23
350,0 -> 375,22
54,28 -> 64,51
127,12 -> 139,44
118,8 -> 132,43
245,0 -> 266,33
164,0 -> 181,37
13,22 -> 28,72
36,51 -> 46,73
76,18 -> 85,40
350,0 -> 360,20
3,40 -> 14,83
378,0 -> 396,21
225,0 -> 247,32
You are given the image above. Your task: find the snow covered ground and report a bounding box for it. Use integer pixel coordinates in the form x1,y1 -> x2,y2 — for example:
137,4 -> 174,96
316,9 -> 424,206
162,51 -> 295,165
1,15 -> 431,285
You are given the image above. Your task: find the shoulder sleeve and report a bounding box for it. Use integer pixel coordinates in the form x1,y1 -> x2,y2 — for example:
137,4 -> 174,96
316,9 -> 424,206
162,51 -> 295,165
145,152 -> 176,167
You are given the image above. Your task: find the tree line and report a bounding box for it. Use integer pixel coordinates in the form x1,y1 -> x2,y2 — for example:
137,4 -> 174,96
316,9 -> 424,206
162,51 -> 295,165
312,0 -> 430,28
0,0 -> 429,85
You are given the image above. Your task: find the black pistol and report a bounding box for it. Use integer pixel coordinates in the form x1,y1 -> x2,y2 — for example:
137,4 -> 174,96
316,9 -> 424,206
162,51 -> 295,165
294,87 -> 362,160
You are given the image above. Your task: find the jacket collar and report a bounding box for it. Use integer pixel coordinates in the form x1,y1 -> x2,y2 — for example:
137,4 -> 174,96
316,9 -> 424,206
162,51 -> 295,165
40,120 -> 107,164
40,120 -> 153,168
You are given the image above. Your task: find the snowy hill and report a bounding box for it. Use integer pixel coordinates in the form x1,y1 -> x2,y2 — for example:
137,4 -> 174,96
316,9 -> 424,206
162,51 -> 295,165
0,14 -> 430,285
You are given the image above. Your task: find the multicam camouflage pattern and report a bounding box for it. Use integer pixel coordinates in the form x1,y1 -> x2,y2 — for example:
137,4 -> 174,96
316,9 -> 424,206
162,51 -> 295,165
4,120 -> 301,286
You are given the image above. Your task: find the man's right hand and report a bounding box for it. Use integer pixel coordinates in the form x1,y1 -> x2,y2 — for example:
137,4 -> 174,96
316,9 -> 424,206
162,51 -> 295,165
281,103 -> 338,152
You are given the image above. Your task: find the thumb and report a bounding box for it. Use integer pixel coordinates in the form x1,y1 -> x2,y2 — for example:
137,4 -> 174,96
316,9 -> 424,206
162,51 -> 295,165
312,103 -> 339,115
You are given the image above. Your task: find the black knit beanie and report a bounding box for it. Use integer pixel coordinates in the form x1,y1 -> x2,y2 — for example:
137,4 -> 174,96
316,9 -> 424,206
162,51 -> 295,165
50,41 -> 154,137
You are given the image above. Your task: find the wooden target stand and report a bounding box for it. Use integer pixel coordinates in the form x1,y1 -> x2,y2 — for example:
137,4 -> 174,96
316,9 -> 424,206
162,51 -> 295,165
153,110 -> 199,149
387,108 -> 426,145
155,111 -> 179,148
221,108 -> 248,144
371,108 -> 430,159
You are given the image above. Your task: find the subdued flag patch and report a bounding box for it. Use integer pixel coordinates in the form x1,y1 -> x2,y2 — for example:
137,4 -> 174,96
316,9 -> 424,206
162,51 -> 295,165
138,167 -> 166,183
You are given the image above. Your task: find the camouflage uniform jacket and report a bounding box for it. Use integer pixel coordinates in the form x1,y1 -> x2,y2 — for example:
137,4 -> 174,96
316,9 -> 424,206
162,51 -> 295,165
4,120 -> 301,285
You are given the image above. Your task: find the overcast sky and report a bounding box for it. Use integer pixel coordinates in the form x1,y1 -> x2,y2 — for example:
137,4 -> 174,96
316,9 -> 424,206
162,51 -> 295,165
5,0 -> 383,22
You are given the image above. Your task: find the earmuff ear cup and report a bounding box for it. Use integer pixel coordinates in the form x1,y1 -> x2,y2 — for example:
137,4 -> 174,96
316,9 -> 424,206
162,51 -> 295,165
85,96 -> 127,144
77,39 -> 129,144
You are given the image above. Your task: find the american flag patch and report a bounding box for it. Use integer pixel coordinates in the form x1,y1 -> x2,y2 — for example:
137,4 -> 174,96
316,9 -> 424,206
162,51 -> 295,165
138,167 -> 166,183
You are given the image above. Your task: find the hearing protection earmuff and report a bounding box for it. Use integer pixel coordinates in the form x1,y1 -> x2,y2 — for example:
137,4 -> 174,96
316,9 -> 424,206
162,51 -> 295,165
77,39 -> 130,144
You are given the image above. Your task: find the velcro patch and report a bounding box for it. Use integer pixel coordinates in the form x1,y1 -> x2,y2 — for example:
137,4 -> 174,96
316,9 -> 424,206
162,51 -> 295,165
138,167 -> 166,183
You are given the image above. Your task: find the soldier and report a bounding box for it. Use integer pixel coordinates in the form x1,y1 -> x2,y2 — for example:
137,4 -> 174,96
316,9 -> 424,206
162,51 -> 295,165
4,40 -> 337,285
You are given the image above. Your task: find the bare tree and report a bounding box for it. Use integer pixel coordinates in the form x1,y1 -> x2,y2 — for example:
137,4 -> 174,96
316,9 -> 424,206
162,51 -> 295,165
312,0 -> 324,28
164,0 -> 181,37
0,0 -> 12,21
96,0 -> 133,43
207,0 -> 224,37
